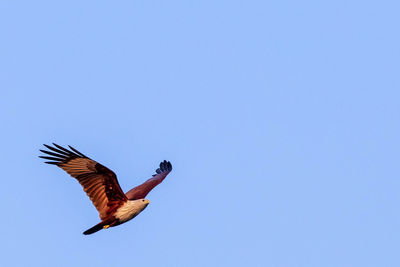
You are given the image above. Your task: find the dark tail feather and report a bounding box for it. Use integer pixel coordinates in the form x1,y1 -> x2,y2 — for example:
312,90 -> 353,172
83,222 -> 104,235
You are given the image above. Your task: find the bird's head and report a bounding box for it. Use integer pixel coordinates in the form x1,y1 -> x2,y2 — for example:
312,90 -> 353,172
141,199 -> 150,205
133,198 -> 150,212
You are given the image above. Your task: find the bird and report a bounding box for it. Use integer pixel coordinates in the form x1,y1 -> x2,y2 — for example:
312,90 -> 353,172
39,143 -> 172,235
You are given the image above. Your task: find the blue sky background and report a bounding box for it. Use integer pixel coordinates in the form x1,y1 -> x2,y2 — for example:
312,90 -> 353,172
1,1 -> 399,266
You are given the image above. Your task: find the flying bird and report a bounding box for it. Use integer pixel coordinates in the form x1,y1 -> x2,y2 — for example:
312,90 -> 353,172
39,143 -> 172,235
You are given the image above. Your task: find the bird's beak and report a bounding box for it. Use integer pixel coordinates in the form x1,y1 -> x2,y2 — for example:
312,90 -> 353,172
144,200 -> 150,204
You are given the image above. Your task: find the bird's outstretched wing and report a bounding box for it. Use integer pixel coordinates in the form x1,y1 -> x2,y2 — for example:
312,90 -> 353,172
125,160 -> 172,200
40,144 -> 127,220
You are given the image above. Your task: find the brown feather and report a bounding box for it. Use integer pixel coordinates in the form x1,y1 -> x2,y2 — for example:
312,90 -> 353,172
125,160 -> 172,200
40,144 -> 127,220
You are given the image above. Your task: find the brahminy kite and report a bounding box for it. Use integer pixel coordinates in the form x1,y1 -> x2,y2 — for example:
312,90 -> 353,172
39,143 -> 172,235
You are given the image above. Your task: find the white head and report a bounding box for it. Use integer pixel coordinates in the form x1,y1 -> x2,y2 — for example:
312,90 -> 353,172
134,199 -> 150,215
139,198 -> 150,206
136,198 -> 150,211
133,198 -> 150,210
115,198 -> 151,223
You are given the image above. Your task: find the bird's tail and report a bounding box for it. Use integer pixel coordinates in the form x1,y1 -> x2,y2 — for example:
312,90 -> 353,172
83,222 -> 105,235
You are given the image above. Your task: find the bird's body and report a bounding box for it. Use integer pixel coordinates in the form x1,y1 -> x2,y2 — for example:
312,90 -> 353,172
39,143 -> 172,235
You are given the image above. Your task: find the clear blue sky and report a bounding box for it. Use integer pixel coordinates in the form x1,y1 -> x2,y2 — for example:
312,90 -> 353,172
1,1 -> 399,266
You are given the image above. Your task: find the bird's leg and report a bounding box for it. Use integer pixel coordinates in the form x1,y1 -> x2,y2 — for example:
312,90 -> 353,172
103,225 -> 110,229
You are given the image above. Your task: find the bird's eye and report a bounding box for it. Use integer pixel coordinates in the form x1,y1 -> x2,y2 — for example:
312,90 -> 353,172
142,199 -> 145,202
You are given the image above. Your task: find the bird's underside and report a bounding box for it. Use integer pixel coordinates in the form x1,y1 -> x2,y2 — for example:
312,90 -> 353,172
39,143 -> 172,235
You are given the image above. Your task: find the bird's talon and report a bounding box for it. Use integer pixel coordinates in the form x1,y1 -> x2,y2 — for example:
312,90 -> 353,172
103,225 -> 110,229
